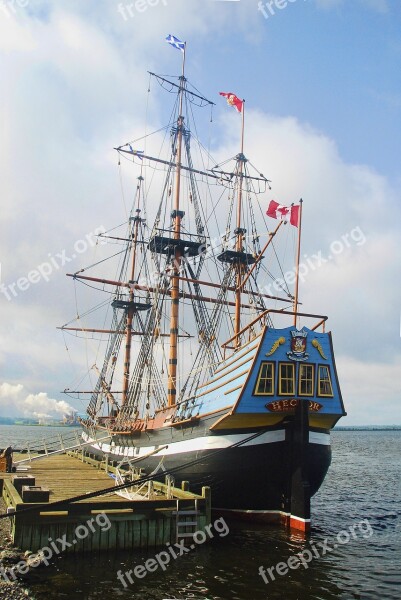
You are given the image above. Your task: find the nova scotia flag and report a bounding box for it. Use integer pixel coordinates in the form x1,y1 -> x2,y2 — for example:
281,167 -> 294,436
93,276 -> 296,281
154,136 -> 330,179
165,34 -> 185,52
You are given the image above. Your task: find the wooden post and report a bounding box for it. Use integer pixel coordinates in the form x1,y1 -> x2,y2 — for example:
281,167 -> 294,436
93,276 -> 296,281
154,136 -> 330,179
202,486 -> 211,525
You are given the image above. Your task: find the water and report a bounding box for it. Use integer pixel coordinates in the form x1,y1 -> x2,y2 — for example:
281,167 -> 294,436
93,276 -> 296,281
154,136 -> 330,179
1,427 -> 400,599
0,425 -> 82,448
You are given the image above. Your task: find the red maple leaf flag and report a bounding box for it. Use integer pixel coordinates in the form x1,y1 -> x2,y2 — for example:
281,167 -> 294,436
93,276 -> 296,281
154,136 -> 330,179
290,204 -> 300,227
267,200 -> 300,227
219,92 -> 244,113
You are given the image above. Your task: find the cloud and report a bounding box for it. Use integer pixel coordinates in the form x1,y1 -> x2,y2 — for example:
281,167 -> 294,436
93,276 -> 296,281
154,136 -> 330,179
337,357 -> 401,425
0,382 -> 75,419
212,110 -> 401,424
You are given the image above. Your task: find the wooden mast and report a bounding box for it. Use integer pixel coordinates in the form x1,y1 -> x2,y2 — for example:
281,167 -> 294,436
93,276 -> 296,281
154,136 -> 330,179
167,43 -> 186,406
122,177 -> 143,405
293,198 -> 303,326
234,100 -> 245,348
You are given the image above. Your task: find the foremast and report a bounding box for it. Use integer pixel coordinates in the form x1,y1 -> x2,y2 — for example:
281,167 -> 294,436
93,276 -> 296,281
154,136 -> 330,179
122,177 -> 145,405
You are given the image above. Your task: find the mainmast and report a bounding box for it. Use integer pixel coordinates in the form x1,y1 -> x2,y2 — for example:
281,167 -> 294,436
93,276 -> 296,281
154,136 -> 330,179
168,44 -> 186,405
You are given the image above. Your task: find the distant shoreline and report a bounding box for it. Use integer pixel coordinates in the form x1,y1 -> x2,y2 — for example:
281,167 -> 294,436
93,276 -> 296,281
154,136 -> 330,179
333,426 -> 401,431
0,422 -> 80,427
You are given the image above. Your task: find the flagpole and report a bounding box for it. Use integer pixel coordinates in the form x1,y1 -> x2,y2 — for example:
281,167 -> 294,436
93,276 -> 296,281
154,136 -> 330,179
240,99 -> 245,154
293,198 -> 303,326
182,42 -> 186,81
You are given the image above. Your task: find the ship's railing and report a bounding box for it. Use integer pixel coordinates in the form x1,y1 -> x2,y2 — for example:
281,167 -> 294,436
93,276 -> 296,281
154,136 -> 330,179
11,430 -> 82,457
222,308 -> 328,351
13,432 -> 111,465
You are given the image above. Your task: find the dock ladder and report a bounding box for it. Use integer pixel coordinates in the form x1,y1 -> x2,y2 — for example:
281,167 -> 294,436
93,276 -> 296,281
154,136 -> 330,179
175,498 -> 200,543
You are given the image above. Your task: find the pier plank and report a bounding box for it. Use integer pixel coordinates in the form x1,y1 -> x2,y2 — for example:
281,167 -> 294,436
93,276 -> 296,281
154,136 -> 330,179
2,452 -> 210,552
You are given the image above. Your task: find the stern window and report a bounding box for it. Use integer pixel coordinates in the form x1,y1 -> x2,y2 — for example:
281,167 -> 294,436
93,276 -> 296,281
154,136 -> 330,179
318,365 -> 334,397
279,363 -> 295,395
254,362 -> 275,396
299,364 -> 314,396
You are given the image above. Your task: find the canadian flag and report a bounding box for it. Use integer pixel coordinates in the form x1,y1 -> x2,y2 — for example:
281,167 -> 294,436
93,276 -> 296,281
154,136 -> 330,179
219,92 -> 244,113
266,200 -> 300,227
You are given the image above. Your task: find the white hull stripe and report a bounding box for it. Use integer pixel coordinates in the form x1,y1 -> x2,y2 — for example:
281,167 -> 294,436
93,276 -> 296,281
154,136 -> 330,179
289,515 -> 311,523
82,430 -> 330,458
309,431 -> 330,446
214,508 -> 310,523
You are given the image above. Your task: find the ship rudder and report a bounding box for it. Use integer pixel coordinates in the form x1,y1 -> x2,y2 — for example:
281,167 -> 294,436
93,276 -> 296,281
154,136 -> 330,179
287,399 -> 311,534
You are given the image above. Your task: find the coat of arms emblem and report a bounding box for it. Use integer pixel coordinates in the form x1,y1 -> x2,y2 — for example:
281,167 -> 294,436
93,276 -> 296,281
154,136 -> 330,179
287,329 -> 309,362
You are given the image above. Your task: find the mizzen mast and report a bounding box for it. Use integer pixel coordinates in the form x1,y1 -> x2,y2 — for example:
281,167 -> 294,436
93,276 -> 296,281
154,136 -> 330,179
216,93 -> 272,351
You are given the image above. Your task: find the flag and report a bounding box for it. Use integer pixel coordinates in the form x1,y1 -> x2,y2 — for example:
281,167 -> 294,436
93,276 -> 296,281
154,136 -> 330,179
165,34 -> 185,52
267,200 -> 300,227
290,204 -> 300,227
219,92 -> 243,113
128,145 -> 144,160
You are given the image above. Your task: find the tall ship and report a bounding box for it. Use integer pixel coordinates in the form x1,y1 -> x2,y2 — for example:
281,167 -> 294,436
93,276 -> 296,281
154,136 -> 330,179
61,38 -> 346,532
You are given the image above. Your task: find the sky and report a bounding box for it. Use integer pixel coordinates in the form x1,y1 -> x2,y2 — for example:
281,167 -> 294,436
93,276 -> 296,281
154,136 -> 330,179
0,0 -> 400,425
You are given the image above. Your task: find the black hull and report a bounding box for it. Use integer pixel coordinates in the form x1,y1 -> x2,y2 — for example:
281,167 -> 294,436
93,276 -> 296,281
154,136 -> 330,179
82,420 -> 331,517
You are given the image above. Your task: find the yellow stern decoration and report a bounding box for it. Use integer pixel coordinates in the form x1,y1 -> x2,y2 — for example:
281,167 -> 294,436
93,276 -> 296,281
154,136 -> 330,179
312,338 -> 327,359
266,337 -> 285,356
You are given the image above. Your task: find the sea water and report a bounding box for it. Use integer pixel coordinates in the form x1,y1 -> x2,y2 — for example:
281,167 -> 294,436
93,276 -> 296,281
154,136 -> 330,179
1,427 -> 399,600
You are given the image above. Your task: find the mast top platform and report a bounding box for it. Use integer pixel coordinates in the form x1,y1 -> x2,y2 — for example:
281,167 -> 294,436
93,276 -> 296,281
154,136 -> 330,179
111,299 -> 151,311
217,250 -> 257,266
148,230 -> 207,258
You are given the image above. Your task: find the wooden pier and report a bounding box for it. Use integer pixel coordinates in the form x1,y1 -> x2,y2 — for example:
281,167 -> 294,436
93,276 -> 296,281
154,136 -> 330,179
0,451 -> 211,552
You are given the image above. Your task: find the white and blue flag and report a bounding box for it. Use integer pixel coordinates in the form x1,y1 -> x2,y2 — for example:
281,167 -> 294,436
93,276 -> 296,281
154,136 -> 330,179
165,34 -> 185,52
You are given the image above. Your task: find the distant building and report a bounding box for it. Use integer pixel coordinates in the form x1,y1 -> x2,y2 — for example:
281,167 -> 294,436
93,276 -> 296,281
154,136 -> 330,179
63,411 -> 79,426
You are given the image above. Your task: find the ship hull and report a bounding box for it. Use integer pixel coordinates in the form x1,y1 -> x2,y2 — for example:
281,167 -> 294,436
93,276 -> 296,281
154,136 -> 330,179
81,420 -> 331,519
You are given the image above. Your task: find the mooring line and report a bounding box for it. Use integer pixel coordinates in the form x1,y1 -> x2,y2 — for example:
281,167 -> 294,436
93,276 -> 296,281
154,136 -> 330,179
0,427 -> 271,520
